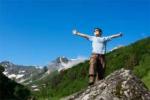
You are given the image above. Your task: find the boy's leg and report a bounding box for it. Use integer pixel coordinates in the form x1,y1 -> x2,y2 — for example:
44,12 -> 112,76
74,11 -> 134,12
95,62 -> 103,82
101,55 -> 106,69
96,55 -> 105,82
89,54 -> 97,85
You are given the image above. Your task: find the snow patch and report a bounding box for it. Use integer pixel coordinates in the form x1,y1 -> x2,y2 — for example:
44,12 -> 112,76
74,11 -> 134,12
8,74 -> 16,78
3,71 -> 8,75
33,88 -> 40,91
19,70 -> 25,73
31,85 -> 38,88
16,74 -> 24,79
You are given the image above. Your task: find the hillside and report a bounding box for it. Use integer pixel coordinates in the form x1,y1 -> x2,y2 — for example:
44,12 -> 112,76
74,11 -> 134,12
0,65 -> 31,100
29,37 -> 150,100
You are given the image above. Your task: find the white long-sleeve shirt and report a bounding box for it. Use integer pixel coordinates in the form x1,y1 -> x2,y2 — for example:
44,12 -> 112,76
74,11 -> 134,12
87,36 -> 113,54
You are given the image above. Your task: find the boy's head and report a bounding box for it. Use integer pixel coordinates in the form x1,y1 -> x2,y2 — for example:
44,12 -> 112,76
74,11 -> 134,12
94,28 -> 102,37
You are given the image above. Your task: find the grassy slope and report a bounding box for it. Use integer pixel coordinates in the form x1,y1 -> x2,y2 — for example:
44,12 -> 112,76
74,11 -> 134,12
32,37 -> 150,100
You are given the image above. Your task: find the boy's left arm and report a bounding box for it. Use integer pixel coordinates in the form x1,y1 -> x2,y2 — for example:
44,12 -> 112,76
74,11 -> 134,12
110,32 -> 123,38
104,32 -> 123,41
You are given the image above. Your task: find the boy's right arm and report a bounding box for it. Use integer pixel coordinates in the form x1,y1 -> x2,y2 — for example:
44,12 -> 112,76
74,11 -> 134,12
104,32 -> 123,41
72,29 -> 90,40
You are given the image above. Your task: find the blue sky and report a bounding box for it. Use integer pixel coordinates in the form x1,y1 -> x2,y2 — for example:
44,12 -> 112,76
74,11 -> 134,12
0,0 -> 149,66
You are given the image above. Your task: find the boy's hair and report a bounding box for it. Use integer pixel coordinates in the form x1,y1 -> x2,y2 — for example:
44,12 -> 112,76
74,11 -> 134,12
94,28 -> 103,33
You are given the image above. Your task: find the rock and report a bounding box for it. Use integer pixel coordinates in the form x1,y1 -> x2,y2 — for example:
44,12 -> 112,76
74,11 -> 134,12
61,68 -> 150,100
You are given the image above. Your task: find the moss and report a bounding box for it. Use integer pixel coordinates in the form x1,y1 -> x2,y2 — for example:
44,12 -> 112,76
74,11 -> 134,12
115,81 -> 123,98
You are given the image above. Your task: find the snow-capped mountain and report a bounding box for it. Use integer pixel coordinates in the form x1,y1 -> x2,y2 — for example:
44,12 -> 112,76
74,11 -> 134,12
47,56 -> 87,72
0,56 -> 87,85
0,61 -> 44,83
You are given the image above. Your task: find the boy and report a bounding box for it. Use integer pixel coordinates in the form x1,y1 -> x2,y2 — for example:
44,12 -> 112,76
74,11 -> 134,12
72,28 -> 123,85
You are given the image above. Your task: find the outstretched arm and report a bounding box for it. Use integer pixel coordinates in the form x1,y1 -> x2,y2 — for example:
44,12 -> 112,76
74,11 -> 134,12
104,32 -> 123,41
110,32 -> 123,38
72,29 -> 90,39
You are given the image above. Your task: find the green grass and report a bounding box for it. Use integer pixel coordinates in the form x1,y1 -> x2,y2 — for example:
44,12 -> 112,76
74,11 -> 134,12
133,54 -> 150,78
142,71 -> 150,90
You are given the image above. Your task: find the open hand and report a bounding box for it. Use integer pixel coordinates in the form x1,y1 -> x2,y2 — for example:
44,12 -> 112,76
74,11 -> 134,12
72,29 -> 78,35
118,32 -> 123,37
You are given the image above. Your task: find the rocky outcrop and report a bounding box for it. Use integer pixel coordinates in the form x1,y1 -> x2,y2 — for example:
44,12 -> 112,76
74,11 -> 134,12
62,68 -> 150,100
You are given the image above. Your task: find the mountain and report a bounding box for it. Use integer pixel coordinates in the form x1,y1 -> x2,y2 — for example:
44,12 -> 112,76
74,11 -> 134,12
0,61 -> 45,84
47,56 -> 87,72
0,65 -> 31,100
62,68 -> 150,100
47,56 -> 69,71
30,37 -> 150,100
25,57 -> 87,92
0,56 -> 86,93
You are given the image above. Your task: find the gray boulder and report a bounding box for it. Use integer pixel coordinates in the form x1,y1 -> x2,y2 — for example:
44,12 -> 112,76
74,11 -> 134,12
62,68 -> 150,100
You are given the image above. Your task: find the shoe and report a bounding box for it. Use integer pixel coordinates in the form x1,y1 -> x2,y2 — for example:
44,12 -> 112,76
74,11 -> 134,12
88,81 -> 94,86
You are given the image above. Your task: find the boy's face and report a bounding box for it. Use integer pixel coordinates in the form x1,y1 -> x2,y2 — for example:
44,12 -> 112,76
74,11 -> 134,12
94,29 -> 101,36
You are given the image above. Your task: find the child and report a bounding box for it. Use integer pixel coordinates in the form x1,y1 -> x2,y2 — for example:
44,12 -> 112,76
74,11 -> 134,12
72,28 -> 123,85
